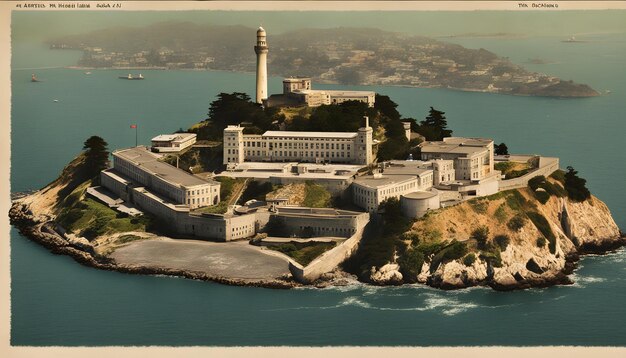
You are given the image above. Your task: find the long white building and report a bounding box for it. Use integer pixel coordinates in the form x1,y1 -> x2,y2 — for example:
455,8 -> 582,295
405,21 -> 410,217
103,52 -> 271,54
104,147 -> 220,209
223,117 -> 374,167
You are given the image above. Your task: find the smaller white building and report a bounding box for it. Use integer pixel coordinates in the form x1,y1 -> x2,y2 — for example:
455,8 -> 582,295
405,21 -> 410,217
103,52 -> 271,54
267,77 -> 375,108
151,133 -> 197,153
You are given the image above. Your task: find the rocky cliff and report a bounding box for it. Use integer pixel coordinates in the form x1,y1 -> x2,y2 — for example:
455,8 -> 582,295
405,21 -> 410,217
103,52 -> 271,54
365,187 -> 624,290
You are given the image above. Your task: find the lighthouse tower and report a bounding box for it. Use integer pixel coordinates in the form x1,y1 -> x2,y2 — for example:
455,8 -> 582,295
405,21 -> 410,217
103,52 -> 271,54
254,26 -> 269,104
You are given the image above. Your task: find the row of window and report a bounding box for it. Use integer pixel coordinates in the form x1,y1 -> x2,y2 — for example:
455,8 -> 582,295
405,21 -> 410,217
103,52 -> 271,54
244,141 -> 352,150
244,150 -> 353,159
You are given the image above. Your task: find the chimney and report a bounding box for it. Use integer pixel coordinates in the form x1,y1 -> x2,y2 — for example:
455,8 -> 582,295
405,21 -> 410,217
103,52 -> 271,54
364,116 -> 369,128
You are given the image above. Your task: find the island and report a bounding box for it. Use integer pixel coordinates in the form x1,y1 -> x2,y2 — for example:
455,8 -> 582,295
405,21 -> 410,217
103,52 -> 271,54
48,22 -> 599,98
11,26 -> 622,292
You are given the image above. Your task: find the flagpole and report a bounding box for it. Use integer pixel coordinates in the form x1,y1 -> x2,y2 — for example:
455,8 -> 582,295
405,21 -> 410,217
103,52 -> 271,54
131,124 -> 138,147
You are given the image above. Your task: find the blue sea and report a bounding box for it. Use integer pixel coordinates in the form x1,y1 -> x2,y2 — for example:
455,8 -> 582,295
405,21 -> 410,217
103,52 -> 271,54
9,34 -> 626,346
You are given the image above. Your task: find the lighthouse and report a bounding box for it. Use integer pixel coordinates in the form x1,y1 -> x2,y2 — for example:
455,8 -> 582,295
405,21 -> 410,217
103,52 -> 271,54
254,26 -> 269,104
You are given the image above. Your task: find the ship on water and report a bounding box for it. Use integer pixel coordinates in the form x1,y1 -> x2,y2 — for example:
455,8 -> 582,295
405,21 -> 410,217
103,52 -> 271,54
562,36 -> 587,43
119,73 -> 144,80
31,73 -> 40,82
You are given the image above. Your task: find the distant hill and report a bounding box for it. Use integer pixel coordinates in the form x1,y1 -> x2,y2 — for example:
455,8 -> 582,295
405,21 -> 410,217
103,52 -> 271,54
48,22 -> 599,97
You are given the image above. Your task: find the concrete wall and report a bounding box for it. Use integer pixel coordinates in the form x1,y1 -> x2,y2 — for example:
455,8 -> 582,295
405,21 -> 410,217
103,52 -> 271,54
268,210 -> 366,238
289,213 -> 370,283
400,191 -> 441,218
499,157 -> 560,191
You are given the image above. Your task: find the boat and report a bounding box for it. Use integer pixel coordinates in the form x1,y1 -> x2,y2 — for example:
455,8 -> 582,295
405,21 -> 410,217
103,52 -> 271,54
85,71 -> 92,75
31,73 -> 40,82
562,36 -> 586,43
118,73 -> 144,80
53,99 -> 59,103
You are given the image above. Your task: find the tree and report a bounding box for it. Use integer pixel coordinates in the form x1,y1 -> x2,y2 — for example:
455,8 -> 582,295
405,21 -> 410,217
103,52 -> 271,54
564,166 -> 591,202
419,107 -> 452,141
495,142 -> 509,155
201,92 -> 268,140
470,225 -> 490,249
82,136 -> 109,177
374,94 -> 401,123
397,249 -> 425,283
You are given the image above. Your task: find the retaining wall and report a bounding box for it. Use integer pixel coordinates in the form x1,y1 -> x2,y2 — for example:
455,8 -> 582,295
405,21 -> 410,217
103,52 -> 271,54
289,213 -> 370,283
499,157 -> 560,191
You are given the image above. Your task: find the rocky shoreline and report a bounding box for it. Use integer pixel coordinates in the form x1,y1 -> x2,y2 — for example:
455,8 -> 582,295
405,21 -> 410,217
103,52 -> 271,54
9,191 -> 625,292
9,202 -> 300,290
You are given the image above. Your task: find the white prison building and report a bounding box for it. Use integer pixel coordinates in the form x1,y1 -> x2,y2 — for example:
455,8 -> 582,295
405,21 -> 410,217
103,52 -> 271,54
223,117 -> 373,167
104,147 -> 220,209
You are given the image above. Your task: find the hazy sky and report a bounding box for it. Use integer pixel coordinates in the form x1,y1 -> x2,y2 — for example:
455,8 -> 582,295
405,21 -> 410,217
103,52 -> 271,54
12,10 -> 626,42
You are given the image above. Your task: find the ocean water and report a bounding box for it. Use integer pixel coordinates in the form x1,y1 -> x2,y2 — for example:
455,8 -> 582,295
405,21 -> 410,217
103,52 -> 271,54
9,35 -> 626,346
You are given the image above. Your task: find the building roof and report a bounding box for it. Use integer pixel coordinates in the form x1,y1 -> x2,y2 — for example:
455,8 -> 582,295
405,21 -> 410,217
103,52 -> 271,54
383,160 -> 434,176
403,190 -> 438,200
295,89 -> 375,97
151,133 -> 196,142
442,137 -> 493,146
283,77 -> 311,82
262,130 -> 358,139
113,147 -> 217,188
353,174 -> 417,190
420,137 -> 491,156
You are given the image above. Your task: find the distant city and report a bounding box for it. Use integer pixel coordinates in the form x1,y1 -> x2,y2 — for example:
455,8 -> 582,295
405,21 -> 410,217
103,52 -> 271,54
48,22 -> 598,97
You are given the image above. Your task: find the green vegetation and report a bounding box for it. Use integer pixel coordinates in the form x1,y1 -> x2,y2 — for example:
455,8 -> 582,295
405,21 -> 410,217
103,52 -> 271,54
479,249 -> 503,268
463,253 -> 476,266
303,181 -> 332,208
550,169 -> 566,184
506,168 -> 532,179
494,234 -> 510,251
194,202 -> 229,214
564,166 -> 591,202
528,175 -> 566,204
397,249 -> 425,283
494,203 -> 507,223
468,198 -> 488,214
495,142 -> 509,155
215,176 -> 238,199
161,144 -> 223,174
417,107 -> 452,141
82,136 -> 109,179
470,225 -> 490,249
343,197 -> 414,279
526,211 -> 557,254
429,240 -> 468,273
268,241 -> 337,266
238,181 -> 274,204
193,176 -> 245,214
116,234 -> 148,244
195,92 -> 279,140
289,100 -> 375,132
495,161 -> 514,173
507,214 -> 527,232
505,190 -> 528,211
57,197 -> 152,240
496,160 -> 534,179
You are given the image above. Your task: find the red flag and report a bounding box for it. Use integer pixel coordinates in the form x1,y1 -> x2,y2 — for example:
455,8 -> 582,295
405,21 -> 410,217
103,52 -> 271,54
130,124 -> 137,129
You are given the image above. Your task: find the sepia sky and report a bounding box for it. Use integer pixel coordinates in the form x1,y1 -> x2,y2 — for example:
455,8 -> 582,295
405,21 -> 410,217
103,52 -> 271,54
12,10 -> 626,42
